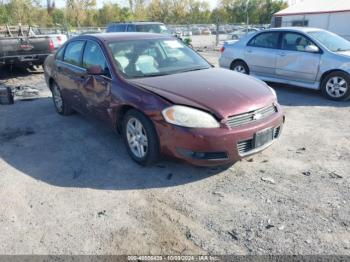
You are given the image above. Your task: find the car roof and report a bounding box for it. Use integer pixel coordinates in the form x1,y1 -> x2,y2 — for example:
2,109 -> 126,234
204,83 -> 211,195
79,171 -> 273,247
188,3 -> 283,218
265,27 -> 324,33
75,32 -> 172,43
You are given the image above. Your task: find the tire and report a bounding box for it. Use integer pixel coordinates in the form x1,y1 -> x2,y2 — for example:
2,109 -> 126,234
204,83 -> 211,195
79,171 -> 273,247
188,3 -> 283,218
230,60 -> 249,74
122,109 -> 160,166
51,82 -> 73,115
321,71 -> 350,101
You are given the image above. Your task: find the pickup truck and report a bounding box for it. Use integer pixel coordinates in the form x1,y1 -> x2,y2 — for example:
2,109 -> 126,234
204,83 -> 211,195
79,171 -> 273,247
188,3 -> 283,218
0,25 -> 55,68
34,28 -> 68,50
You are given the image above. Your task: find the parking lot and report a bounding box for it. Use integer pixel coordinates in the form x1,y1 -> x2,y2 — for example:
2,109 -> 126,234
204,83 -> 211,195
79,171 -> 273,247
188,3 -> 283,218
0,50 -> 349,255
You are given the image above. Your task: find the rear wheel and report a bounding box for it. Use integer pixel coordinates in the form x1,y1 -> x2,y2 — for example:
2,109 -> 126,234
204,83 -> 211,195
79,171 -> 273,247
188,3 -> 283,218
231,60 -> 249,74
51,82 -> 73,115
122,110 -> 160,166
321,71 -> 350,101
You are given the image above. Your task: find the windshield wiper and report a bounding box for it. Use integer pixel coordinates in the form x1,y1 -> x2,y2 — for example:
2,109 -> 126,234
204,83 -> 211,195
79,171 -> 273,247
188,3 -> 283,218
129,67 -> 210,78
336,48 -> 350,52
143,72 -> 173,77
129,72 -> 172,78
175,66 -> 211,73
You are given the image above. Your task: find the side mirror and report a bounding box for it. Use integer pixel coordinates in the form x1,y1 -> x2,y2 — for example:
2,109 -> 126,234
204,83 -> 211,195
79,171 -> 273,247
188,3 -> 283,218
305,45 -> 319,53
87,65 -> 104,75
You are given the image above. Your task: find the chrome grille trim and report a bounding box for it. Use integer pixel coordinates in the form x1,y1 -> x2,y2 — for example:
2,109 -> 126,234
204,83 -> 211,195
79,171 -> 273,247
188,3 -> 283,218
273,126 -> 281,139
227,104 -> 277,128
237,140 -> 253,154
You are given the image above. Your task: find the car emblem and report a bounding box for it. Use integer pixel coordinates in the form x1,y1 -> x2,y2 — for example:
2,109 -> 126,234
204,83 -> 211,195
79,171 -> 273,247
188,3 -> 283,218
253,113 -> 262,120
20,44 -> 34,51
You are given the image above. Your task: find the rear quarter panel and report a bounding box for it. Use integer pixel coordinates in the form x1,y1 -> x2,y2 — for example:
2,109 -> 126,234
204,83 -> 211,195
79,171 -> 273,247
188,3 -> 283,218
219,38 -> 251,69
44,54 -> 55,86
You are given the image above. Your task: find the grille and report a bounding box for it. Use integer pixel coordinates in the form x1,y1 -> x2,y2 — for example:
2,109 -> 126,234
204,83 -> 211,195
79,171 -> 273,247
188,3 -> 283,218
227,104 -> 277,128
237,126 -> 281,155
177,148 -> 228,160
274,126 -> 281,138
237,139 -> 254,154
203,152 -> 228,160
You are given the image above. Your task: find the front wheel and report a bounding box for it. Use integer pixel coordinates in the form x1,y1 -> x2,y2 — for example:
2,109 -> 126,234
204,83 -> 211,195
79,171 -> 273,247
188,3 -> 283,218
230,61 -> 249,75
122,110 -> 160,166
321,71 -> 350,101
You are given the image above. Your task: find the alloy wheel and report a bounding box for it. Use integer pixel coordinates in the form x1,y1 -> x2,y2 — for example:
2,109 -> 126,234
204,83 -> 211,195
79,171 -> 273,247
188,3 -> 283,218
326,76 -> 348,98
234,65 -> 246,74
52,84 -> 63,112
126,117 -> 148,158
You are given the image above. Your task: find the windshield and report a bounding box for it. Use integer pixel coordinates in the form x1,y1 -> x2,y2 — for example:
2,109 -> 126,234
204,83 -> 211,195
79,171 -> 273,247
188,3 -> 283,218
309,31 -> 350,52
136,24 -> 170,34
108,39 -> 211,78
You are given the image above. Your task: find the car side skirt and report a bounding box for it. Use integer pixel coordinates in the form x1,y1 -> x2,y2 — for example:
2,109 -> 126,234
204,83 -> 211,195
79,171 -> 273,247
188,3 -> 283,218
252,74 -> 320,90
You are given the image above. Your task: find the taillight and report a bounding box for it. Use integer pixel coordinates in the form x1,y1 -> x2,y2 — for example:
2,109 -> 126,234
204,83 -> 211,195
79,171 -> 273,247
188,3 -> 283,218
220,46 -> 225,53
49,39 -> 55,52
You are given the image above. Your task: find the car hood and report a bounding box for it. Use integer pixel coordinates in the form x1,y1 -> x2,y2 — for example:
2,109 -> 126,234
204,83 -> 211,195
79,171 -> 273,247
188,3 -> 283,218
129,68 -> 276,119
337,50 -> 350,58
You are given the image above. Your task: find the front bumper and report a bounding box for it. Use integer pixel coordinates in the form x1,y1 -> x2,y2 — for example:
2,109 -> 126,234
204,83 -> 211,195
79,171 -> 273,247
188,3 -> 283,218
155,108 -> 285,166
0,54 -> 50,66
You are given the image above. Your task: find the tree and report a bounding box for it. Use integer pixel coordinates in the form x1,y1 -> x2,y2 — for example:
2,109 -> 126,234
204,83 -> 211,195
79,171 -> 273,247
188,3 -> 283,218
148,0 -> 172,23
0,0 -> 287,28
7,0 -> 33,24
210,7 -> 227,24
51,8 -> 65,26
219,0 -> 287,24
188,0 -> 211,24
258,0 -> 287,24
66,0 -> 96,27
97,2 -> 130,25
0,4 -> 9,24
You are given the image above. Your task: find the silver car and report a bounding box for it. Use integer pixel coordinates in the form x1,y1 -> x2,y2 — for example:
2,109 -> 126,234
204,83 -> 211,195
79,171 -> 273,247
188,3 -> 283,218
219,27 -> 350,101
227,28 -> 260,40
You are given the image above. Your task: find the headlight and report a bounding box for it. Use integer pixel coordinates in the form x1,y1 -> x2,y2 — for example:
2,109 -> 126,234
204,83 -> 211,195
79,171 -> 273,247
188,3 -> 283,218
162,105 -> 220,128
269,86 -> 277,99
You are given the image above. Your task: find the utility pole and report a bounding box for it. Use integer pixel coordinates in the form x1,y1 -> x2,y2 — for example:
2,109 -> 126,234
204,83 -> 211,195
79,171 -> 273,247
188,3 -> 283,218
246,0 -> 250,34
216,16 -> 219,47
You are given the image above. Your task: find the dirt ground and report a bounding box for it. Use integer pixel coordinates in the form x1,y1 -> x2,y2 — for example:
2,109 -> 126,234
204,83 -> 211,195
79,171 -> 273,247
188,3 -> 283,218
0,52 -> 349,255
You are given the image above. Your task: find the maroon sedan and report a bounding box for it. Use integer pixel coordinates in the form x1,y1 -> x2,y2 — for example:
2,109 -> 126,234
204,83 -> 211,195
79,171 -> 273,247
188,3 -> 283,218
44,33 -> 284,166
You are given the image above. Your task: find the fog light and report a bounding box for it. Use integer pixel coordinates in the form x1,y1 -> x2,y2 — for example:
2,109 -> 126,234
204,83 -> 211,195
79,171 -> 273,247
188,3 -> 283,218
177,148 -> 228,160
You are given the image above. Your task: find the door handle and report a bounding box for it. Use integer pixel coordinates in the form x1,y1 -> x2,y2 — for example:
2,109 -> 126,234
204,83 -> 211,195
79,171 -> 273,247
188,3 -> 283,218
247,49 -> 252,53
279,52 -> 286,57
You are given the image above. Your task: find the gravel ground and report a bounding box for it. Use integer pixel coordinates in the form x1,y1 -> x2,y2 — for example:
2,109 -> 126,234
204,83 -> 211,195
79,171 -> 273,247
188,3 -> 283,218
191,34 -> 228,49
0,52 -> 349,255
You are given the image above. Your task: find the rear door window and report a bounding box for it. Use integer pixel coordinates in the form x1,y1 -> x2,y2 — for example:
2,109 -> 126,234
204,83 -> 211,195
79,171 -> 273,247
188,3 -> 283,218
248,32 -> 280,49
127,25 -> 136,32
63,41 -> 85,66
136,24 -> 168,34
114,24 -> 127,32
